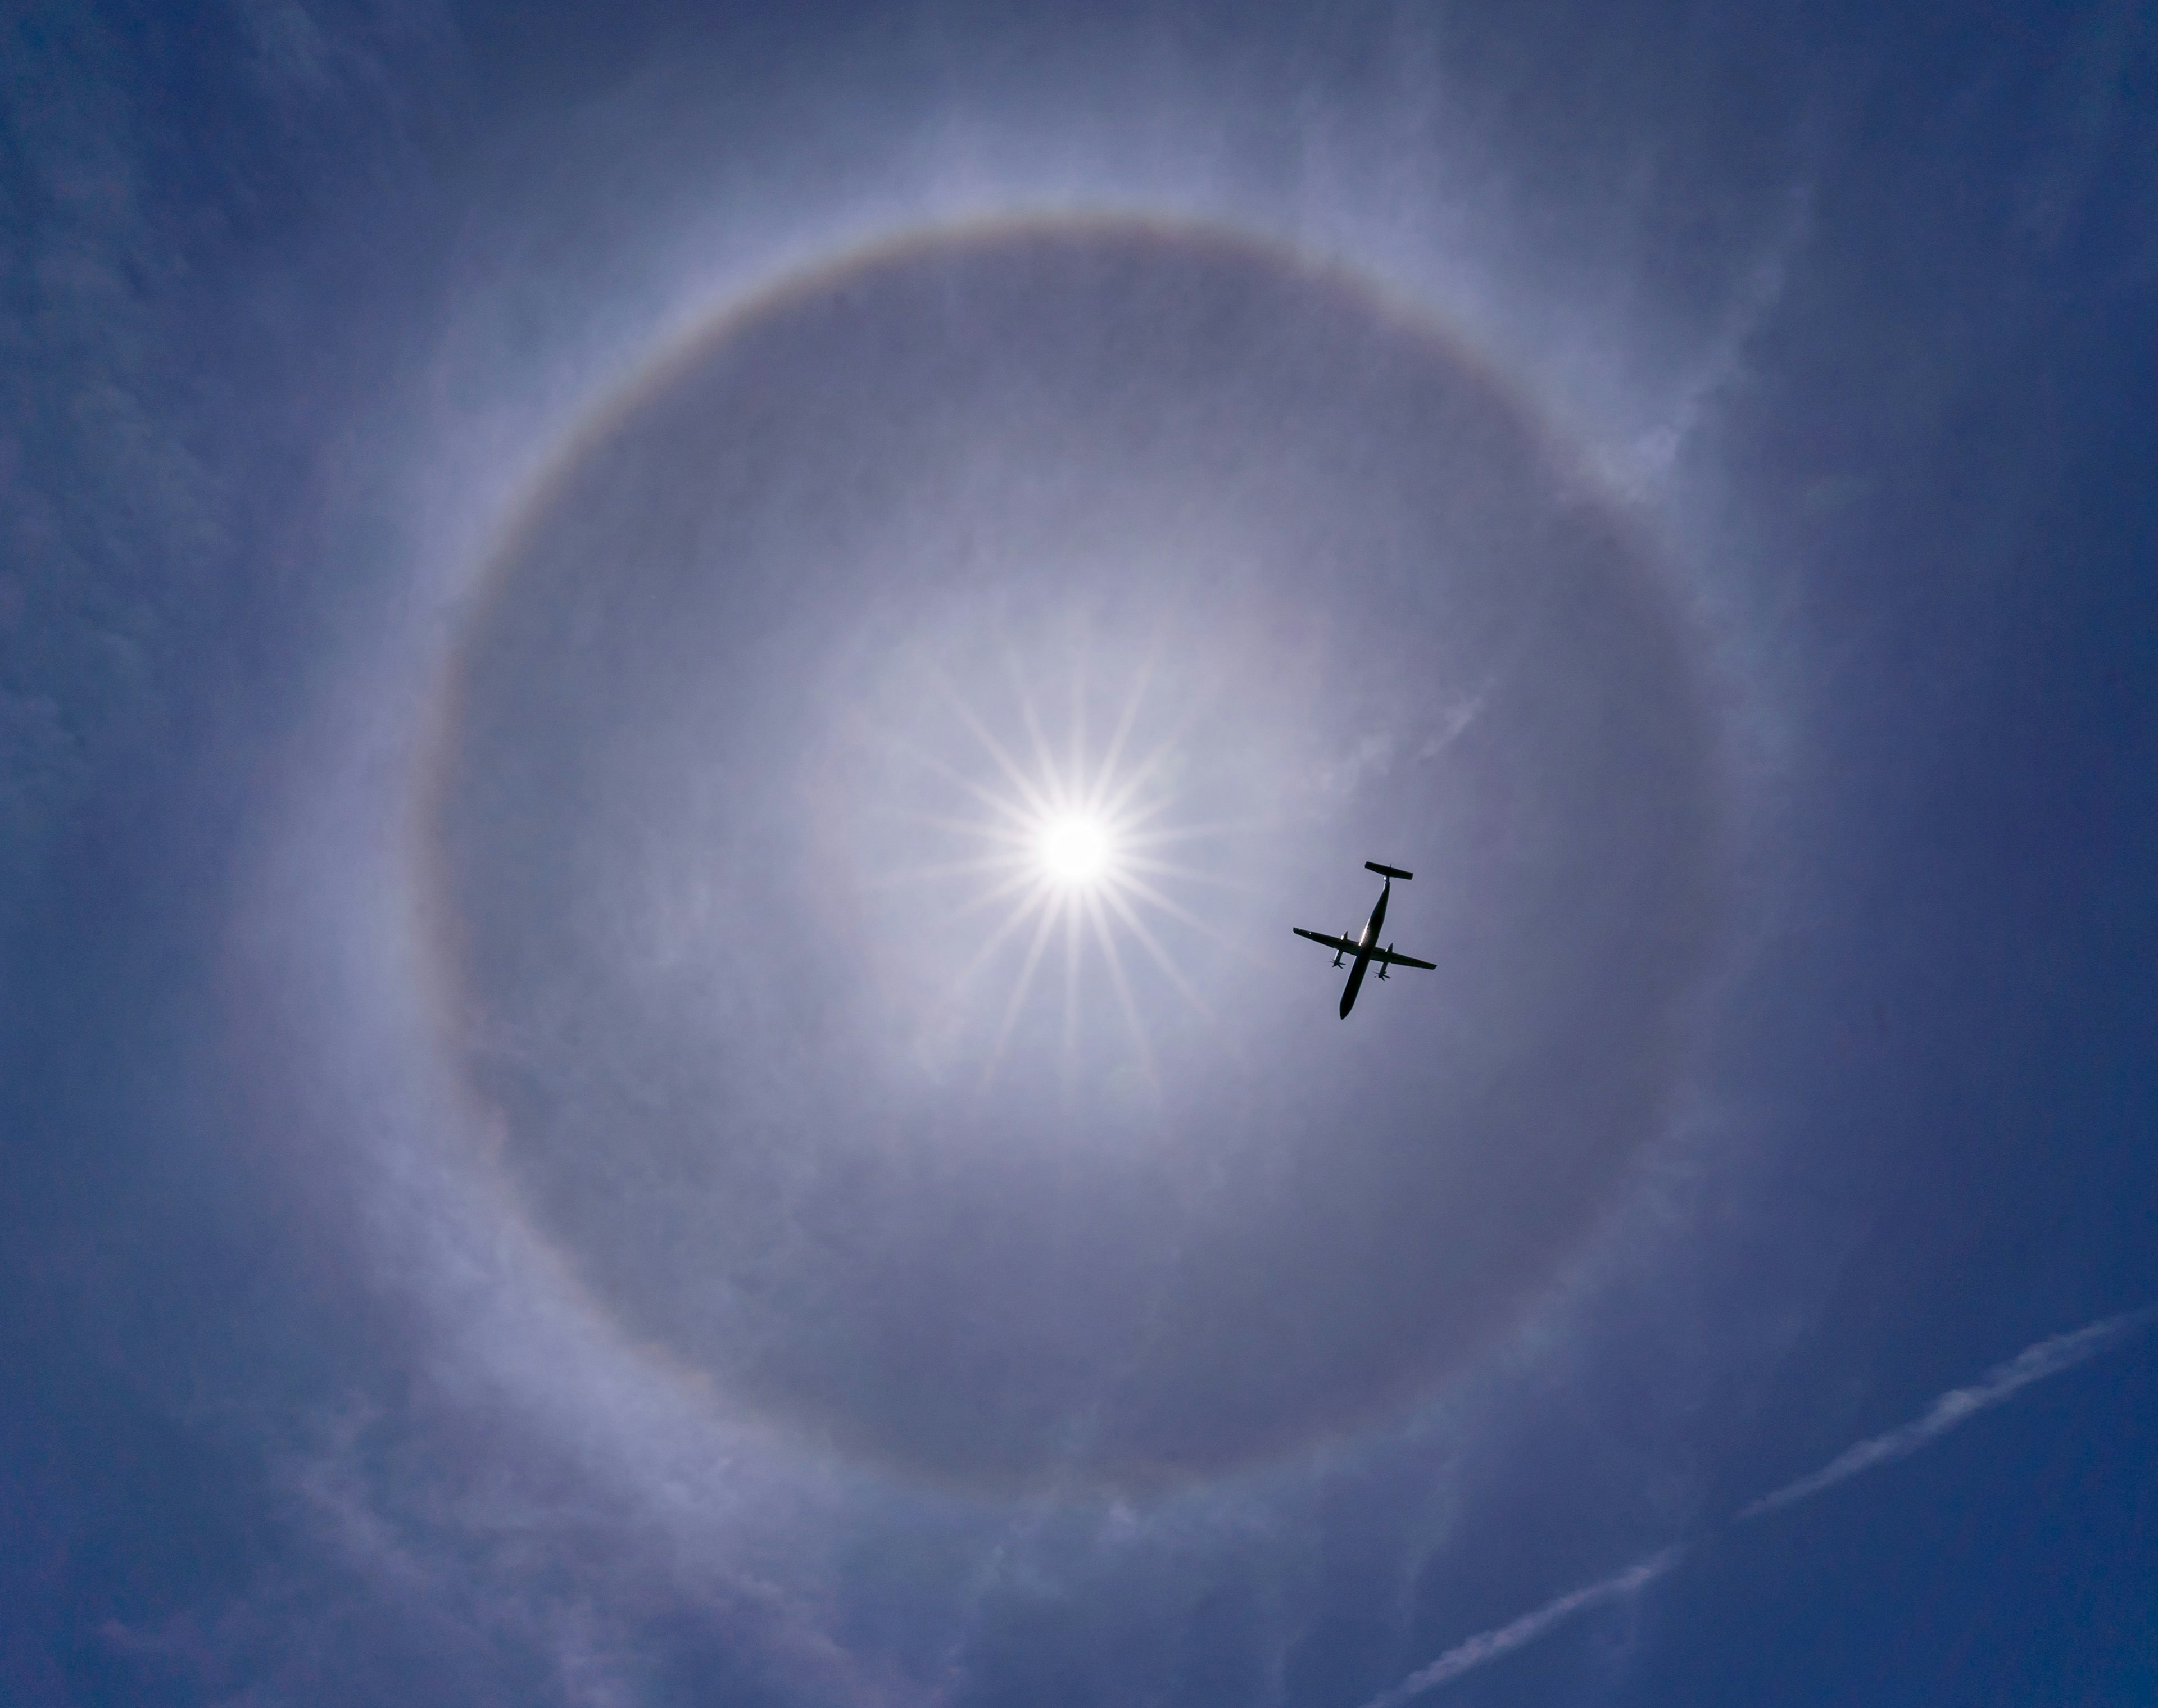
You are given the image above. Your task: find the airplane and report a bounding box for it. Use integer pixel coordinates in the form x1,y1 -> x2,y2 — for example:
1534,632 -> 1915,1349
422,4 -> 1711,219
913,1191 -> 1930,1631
1293,862 -> 1436,1017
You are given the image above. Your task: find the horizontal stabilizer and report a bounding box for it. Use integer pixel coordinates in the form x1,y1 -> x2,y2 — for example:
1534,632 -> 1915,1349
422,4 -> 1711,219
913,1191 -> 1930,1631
1364,861 -> 1413,881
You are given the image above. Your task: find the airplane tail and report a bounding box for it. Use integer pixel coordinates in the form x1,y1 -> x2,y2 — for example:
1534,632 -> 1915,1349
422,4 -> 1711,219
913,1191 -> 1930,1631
1365,862 -> 1413,881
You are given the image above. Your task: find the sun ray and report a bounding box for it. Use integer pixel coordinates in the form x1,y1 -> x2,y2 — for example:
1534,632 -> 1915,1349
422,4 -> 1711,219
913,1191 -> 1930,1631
1085,644 -> 1160,814
876,811 -> 1042,849
1068,637 -> 1089,815
940,871 -> 1055,943
949,882 -> 1053,992
860,852 -> 1035,890
873,730 -> 1045,833
1115,872 -> 1266,966
1087,891 -> 1157,1087
1095,747 -> 1192,829
1095,685 -> 1212,820
1117,855 -> 1263,891
1100,884 -> 1214,1022
983,893 -> 1065,1085
937,674 -> 1058,821
1062,895 -> 1082,1098
1117,816 -> 1266,848
1007,647 -> 1067,807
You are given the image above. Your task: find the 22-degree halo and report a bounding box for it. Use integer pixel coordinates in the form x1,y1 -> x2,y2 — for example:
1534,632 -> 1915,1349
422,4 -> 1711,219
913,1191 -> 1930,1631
425,216 -> 1725,1493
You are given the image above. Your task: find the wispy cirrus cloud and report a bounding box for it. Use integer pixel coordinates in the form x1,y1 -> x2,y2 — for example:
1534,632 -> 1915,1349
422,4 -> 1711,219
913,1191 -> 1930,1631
1357,1547 -> 1682,1708
1735,1307 -> 2156,1521
1358,1306 -> 2154,1705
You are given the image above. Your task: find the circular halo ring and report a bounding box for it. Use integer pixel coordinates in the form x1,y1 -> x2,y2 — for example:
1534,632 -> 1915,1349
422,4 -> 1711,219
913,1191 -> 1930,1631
411,210 -> 1727,1495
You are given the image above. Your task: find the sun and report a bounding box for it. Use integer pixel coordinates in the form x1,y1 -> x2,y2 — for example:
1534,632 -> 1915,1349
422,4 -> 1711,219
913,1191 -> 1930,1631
1039,814 -> 1114,885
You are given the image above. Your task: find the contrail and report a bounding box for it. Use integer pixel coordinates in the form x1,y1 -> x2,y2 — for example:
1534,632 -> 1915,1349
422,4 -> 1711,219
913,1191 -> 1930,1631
1354,1548 -> 1683,1708
1356,1307 -> 2151,1705
1735,1306 -> 2156,1520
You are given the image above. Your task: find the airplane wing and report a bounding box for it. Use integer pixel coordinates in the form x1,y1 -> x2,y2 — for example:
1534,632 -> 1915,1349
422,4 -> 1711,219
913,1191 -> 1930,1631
1371,946 -> 1436,970
1293,928 -> 1361,955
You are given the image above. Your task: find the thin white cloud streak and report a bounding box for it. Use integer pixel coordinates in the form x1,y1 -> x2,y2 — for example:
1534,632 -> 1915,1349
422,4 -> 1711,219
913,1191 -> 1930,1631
1735,1306 -> 2157,1520
1359,1307 -> 2152,1706
1355,1547 -> 1683,1708
1598,183 -> 1814,500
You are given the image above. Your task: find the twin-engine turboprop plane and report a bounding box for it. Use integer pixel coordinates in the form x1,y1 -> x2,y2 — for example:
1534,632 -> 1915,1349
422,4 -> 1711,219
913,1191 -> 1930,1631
1293,862 -> 1437,1017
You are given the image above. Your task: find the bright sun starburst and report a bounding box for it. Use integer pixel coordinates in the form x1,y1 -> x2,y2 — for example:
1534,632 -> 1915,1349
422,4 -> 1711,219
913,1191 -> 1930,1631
863,644 -> 1255,1091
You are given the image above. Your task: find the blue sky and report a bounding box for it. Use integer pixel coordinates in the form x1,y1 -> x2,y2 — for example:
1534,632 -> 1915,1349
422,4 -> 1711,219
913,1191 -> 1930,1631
3,3 -> 2155,1705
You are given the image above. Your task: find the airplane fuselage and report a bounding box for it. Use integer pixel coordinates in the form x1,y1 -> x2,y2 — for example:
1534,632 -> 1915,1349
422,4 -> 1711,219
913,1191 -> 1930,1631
1338,881 -> 1390,1017
1292,861 -> 1432,1016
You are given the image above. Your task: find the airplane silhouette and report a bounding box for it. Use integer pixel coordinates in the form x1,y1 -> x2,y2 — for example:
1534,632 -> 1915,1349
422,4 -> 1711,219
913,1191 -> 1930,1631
1293,862 -> 1436,1017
